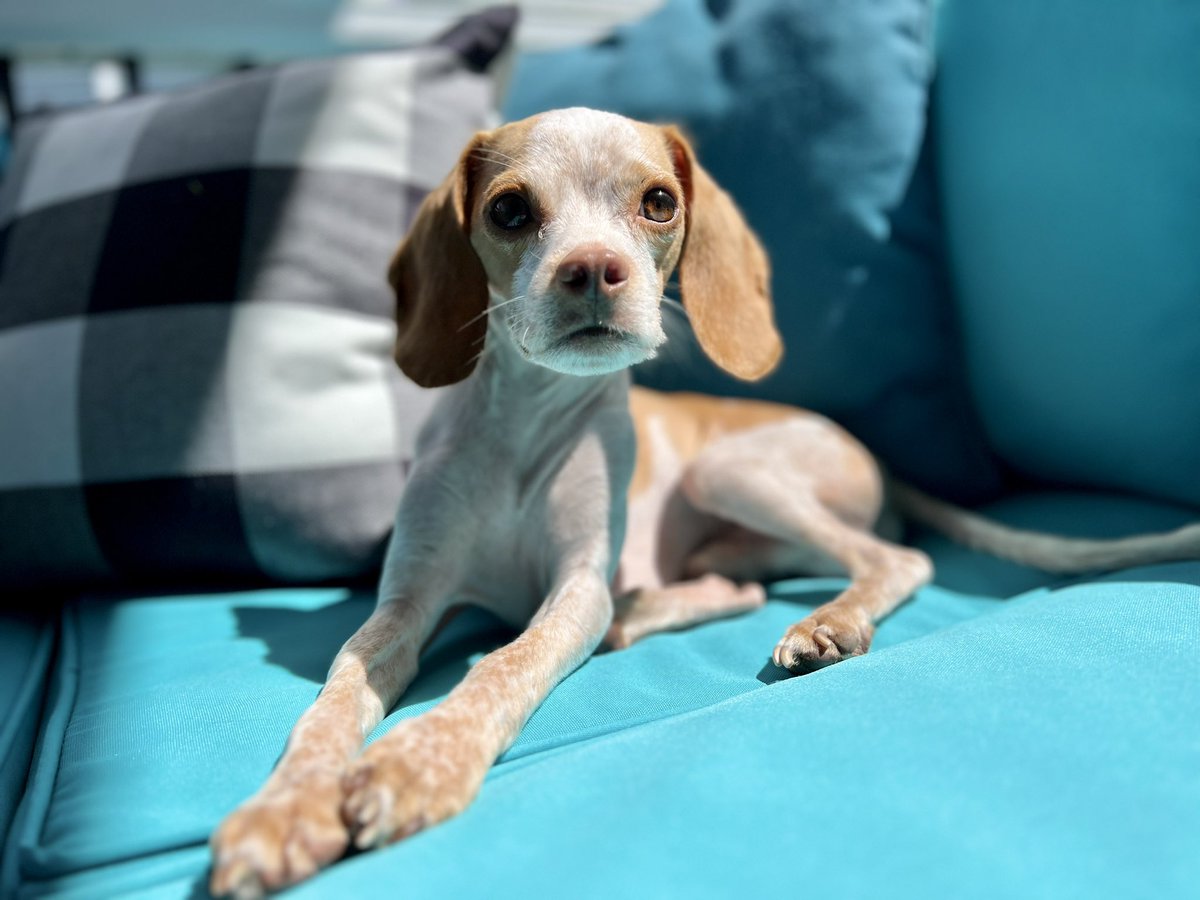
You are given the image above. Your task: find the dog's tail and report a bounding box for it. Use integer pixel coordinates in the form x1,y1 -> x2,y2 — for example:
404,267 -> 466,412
890,482 -> 1200,574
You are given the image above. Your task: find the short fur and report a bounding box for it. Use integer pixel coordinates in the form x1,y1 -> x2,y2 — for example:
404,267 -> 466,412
211,108 -> 1199,898
612,388 -> 1199,667
210,108 -> 780,898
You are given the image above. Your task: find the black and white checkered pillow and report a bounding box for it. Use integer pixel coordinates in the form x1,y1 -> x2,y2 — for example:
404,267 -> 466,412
0,10 -> 517,590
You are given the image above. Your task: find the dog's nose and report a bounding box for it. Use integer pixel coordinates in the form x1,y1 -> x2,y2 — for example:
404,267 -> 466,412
556,245 -> 630,297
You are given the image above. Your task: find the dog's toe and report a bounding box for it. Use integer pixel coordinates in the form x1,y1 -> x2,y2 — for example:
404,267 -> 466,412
342,765 -> 408,849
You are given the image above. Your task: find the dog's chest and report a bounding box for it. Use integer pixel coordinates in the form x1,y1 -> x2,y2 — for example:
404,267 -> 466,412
452,429 -> 621,623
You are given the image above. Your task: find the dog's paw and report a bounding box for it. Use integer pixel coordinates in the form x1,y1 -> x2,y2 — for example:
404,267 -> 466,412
342,713 -> 488,850
773,604 -> 874,673
209,769 -> 348,899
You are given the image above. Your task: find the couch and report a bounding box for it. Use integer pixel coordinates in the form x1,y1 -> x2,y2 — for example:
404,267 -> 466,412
1,2 -> 1197,898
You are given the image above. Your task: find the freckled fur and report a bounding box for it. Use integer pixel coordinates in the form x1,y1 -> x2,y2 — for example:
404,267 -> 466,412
209,108 -> 779,898
210,108 -> 1200,899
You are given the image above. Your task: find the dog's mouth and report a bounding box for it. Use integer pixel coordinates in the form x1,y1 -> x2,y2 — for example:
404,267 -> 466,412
527,322 -> 657,376
555,323 -> 646,360
562,324 -> 630,344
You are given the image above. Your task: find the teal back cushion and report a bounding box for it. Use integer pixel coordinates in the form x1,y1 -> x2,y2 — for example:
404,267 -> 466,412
505,0 -> 1007,503
936,0 -> 1200,507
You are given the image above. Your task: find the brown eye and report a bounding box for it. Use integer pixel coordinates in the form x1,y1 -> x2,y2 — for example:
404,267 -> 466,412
640,188 -> 677,223
490,193 -> 532,230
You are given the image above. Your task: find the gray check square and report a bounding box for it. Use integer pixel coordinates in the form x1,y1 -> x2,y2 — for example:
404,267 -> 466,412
124,68 -> 274,185
238,169 -> 410,316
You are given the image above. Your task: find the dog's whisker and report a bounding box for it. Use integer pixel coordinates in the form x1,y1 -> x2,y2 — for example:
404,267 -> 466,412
457,295 -> 528,332
463,346 -> 488,369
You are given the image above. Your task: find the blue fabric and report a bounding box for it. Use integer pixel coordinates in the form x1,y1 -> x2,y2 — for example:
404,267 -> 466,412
0,612 -> 55,851
504,0 -> 1005,503
7,493 -> 1198,898
291,570 -> 1200,900
934,0 -> 1200,507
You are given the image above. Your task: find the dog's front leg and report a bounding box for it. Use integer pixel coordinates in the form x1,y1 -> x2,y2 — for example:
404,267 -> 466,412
341,563 -> 613,847
210,471 -> 473,899
209,602 -> 444,898
342,419 -> 627,848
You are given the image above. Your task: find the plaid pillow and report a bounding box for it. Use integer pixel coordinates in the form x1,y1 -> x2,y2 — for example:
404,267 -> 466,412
0,9 -> 517,590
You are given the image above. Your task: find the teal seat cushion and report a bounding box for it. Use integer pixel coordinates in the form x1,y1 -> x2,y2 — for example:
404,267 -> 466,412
0,611 -> 55,850
6,493 -> 1198,897
291,568 -> 1200,900
505,0 -> 1006,503
935,0 -> 1200,506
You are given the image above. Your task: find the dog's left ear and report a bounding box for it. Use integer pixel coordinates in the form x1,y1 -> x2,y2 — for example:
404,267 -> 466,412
388,136 -> 491,388
664,127 -> 783,382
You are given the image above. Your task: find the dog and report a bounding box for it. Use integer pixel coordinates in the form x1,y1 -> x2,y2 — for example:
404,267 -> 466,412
211,107 -> 1200,898
210,107 -> 781,898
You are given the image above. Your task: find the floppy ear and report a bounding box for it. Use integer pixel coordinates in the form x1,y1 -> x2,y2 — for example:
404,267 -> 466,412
665,127 -> 783,382
388,137 -> 491,388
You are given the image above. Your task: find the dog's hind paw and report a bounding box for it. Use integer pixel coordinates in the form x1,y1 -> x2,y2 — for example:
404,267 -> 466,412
773,604 -> 874,673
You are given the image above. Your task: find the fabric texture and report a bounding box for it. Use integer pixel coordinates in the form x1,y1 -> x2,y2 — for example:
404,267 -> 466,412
0,9 -> 516,590
4,492 -> 1197,899
935,0 -> 1200,507
504,0 -> 1006,503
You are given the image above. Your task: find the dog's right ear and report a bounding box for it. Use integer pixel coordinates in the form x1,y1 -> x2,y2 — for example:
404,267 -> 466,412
389,136 -> 491,388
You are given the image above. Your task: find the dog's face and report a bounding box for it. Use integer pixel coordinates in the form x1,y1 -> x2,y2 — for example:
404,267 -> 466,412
389,107 -> 782,388
466,109 -> 684,376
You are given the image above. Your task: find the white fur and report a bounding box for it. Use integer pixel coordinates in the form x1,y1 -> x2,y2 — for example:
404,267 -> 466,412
210,109 -> 682,900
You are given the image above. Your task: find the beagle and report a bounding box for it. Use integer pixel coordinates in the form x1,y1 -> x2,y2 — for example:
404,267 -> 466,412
211,107 -> 1200,897
210,107 -> 780,898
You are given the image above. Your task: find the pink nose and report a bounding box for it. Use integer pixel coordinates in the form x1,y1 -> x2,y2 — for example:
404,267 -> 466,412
555,245 -> 630,297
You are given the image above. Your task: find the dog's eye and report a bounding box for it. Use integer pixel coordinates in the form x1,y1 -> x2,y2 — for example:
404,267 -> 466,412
490,193 -> 532,230
640,188 -> 677,223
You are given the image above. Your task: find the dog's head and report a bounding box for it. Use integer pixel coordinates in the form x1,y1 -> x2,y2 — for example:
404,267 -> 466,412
389,108 -> 782,386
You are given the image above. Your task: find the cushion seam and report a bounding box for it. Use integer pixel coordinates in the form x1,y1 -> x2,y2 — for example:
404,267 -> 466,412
10,601 -> 83,882
0,621 -> 56,771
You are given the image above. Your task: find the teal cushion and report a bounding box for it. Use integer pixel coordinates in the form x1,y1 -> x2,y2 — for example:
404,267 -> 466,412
935,0 -> 1200,506
505,0 -> 1006,503
7,493 -> 1198,897
0,611 -> 55,850
291,568 -> 1200,900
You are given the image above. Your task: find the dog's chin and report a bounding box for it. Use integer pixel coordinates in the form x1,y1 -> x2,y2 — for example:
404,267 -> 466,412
529,325 -> 660,376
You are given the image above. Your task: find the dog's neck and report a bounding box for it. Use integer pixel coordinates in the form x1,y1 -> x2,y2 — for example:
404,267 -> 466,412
467,310 -> 627,429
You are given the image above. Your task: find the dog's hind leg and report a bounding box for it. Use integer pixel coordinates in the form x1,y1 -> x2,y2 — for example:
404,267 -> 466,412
679,421 -> 933,673
605,574 -> 766,649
